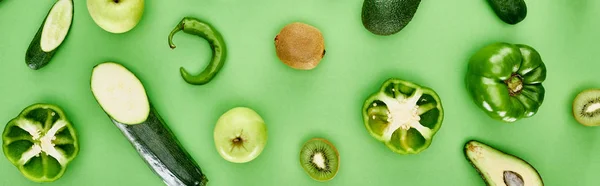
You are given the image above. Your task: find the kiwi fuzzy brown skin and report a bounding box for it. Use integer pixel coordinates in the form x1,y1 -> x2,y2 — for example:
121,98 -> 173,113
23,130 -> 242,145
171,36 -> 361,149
274,22 -> 325,70
299,138 -> 340,182
572,89 -> 600,126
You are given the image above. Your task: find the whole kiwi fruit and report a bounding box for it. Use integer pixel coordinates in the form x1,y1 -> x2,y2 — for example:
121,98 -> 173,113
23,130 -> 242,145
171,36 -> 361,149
573,89 -> 600,126
299,138 -> 339,182
274,22 -> 325,70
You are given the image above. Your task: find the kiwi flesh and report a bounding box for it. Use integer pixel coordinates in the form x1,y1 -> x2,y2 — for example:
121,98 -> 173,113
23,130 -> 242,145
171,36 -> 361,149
573,89 -> 600,126
274,22 -> 325,70
299,138 -> 339,182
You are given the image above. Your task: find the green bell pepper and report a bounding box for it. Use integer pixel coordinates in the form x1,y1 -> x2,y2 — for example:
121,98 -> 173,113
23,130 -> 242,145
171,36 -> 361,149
362,78 -> 444,154
466,42 -> 547,122
2,103 -> 79,182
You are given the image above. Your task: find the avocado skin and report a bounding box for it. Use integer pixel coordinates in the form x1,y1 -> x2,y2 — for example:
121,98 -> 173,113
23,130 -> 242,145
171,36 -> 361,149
487,0 -> 527,24
361,0 -> 421,36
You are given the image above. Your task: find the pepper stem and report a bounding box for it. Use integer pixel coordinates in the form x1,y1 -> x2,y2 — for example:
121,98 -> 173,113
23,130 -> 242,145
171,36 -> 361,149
505,74 -> 523,96
168,21 -> 184,49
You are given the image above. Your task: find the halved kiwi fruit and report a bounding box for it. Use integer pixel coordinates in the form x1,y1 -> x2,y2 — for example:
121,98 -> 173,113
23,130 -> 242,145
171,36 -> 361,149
572,89 -> 600,126
299,138 -> 339,182
274,22 -> 325,70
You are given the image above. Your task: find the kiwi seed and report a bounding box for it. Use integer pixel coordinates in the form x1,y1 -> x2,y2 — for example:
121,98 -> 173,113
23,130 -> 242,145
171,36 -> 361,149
299,138 -> 339,182
274,22 -> 325,70
572,89 -> 600,126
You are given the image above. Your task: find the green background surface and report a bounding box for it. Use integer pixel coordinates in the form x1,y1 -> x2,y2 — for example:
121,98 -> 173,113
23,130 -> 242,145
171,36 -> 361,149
0,0 -> 599,185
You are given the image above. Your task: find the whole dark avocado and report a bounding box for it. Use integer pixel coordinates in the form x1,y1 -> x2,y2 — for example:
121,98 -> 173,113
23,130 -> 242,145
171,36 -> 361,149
487,0 -> 527,24
361,0 -> 422,36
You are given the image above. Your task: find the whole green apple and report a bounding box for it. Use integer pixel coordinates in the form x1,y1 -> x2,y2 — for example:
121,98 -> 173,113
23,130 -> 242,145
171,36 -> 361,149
87,0 -> 144,34
214,107 -> 268,163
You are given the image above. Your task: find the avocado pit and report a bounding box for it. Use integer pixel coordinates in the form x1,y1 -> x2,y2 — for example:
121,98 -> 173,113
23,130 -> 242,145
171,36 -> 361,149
503,171 -> 525,186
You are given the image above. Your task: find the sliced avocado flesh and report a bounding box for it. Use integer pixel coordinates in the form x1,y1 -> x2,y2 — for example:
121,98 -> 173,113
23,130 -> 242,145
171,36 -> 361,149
465,140 -> 543,186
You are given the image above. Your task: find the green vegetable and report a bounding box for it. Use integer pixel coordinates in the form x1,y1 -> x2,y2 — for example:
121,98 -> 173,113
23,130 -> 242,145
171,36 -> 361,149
90,62 -> 208,186
168,17 -> 227,85
466,42 -> 546,123
487,0 -> 527,25
361,0 -> 421,36
362,78 -> 444,154
2,103 -> 79,182
464,140 -> 543,185
25,0 -> 73,70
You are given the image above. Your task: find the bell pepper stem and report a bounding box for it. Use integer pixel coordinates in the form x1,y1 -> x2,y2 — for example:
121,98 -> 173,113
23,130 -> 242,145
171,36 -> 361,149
505,74 -> 523,96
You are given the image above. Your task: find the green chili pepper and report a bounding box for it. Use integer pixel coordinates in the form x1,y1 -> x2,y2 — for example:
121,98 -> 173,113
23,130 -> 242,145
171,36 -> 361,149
362,78 -> 444,154
168,17 -> 227,85
2,103 -> 79,182
466,42 -> 547,122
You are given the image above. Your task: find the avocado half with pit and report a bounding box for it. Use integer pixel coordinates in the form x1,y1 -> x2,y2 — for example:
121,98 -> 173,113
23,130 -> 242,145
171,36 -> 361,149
465,140 -> 543,186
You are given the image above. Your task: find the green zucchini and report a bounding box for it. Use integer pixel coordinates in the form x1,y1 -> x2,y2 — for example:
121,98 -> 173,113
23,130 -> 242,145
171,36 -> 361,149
25,0 -> 73,70
90,62 -> 208,186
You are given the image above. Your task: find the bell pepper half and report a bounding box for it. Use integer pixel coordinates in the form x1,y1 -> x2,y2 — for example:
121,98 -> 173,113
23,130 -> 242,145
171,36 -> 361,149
466,42 -> 547,122
2,103 -> 79,182
362,78 -> 444,155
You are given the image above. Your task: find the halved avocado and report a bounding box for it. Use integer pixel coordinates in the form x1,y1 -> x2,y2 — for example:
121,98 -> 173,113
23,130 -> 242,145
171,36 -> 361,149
464,140 -> 543,186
